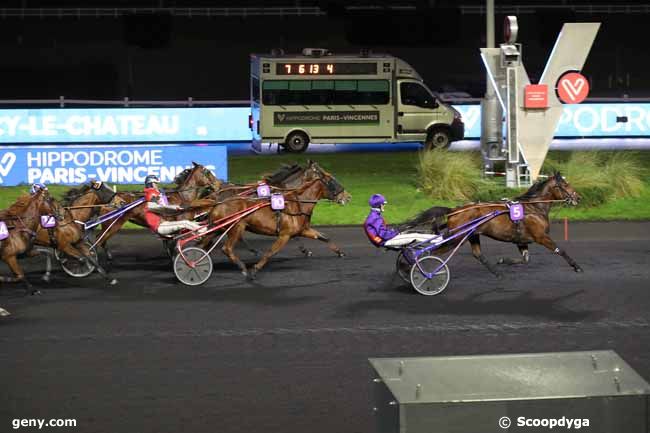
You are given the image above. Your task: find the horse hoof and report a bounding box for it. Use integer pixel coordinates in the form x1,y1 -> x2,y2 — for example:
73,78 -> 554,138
41,274 -> 51,283
247,268 -> 258,280
574,266 -> 584,273
108,279 -> 118,286
31,289 -> 42,296
495,273 -> 504,280
496,258 -> 505,265
337,252 -> 346,258
305,251 -> 313,257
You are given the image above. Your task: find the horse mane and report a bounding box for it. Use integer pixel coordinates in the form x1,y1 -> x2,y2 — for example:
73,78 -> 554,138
4,194 -> 36,217
515,177 -> 552,201
62,183 -> 91,206
398,206 -> 452,231
263,163 -> 303,185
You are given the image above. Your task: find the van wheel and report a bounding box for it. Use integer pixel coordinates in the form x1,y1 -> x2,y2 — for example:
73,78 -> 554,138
284,131 -> 309,153
425,128 -> 451,150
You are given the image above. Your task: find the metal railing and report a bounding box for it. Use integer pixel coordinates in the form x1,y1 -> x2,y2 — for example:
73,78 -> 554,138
0,97 -> 249,108
0,7 -> 325,18
1,4 -> 648,19
1,96 -> 650,108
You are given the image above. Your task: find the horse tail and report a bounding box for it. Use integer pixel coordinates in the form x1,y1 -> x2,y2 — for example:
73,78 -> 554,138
398,206 -> 452,232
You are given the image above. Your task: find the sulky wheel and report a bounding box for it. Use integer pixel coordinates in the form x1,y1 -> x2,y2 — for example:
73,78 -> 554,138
396,248 -> 429,283
409,255 -> 450,296
55,246 -> 97,278
173,246 -> 213,286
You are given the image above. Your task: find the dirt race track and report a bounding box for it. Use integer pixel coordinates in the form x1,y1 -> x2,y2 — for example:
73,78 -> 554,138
1,222 -> 649,433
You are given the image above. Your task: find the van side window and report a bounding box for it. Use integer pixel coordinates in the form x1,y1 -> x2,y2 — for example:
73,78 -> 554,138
400,82 -> 436,109
262,80 -> 389,106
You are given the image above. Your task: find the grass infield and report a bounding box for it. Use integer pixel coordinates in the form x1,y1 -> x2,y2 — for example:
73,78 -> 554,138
1,151 -> 649,226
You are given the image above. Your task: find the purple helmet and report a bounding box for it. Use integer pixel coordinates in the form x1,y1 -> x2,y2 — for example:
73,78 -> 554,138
30,183 -> 48,195
369,194 -> 387,208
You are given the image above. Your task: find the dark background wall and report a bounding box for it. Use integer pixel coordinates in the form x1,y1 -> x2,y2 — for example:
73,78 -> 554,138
0,4 -> 646,100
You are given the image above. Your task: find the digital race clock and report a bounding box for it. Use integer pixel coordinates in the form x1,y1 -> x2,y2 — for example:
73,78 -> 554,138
276,62 -> 377,75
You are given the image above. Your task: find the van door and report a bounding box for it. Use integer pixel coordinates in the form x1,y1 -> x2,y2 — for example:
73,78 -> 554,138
396,80 -> 439,142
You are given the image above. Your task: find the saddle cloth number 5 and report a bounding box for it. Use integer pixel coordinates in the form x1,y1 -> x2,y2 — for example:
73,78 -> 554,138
509,204 -> 524,221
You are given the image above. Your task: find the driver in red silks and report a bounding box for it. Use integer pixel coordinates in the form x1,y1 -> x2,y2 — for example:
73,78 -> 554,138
143,175 -> 203,236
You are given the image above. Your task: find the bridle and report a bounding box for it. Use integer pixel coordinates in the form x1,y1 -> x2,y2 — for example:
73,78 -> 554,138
308,166 -> 344,200
551,179 -> 579,204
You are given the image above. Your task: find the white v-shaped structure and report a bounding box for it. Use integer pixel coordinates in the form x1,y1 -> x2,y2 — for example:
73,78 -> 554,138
481,23 -> 600,181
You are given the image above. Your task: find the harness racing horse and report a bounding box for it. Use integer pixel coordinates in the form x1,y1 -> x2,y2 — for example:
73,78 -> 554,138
194,161 -> 351,279
0,189 -> 55,295
209,163 -> 347,257
33,181 -> 116,281
94,162 -> 222,263
402,172 -> 583,278
34,182 -> 118,284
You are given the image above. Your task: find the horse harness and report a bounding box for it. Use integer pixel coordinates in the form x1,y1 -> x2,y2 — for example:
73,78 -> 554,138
0,215 -> 39,253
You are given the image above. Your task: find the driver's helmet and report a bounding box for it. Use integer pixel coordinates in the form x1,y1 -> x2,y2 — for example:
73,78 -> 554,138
30,183 -> 48,195
369,194 -> 387,209
144,175 -> 160,189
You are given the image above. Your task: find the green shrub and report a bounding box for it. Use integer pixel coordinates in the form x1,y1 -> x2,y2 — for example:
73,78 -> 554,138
417,150 -> 487,201
542,152 -> 644,207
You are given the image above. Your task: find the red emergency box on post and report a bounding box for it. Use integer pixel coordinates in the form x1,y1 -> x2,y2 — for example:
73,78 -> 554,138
524,84 -> 548,108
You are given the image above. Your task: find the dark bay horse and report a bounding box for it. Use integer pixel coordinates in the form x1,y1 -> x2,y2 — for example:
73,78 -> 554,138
0,189 -> 55,294
34,181 -> 118,284
94,162 -> 222,262
210,162 -> 346,257
402,173 -> 583,278
193,161 -> 351,278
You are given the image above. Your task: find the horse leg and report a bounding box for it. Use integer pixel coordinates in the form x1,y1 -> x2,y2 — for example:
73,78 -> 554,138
249,233 -> 292,279
0,255 -> 40,295
220,223 -> 249,276
531,232 -> 583,273
296,240 -> 313,258
60,243 -> 118,286
24,247 -> 53,282
30,247 -> 54,282
239,236 -> 262,257
299,228 -> 345,257
97,218 -> 128,266
497,244 -> 530,265
469,234 -> 502,279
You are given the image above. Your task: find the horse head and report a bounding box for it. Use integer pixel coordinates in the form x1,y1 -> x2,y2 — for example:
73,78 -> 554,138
304,160 -> 351,205
174,161 -> 223,200
549,171 -> 580,206
175,163 -> 222,195
89,180 -> 117,204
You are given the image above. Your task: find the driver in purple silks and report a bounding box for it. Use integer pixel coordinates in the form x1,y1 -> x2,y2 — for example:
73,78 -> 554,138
364,194 -> 434,247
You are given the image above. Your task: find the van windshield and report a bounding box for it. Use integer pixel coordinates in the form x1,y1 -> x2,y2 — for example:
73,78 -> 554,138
400,82 -> 436,109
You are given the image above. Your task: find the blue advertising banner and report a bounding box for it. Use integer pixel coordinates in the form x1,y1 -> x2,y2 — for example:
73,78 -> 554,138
1,104 -> 649,144
0,144 -> 227,186
454,103 -> 650,139
0,107 -> 250,144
